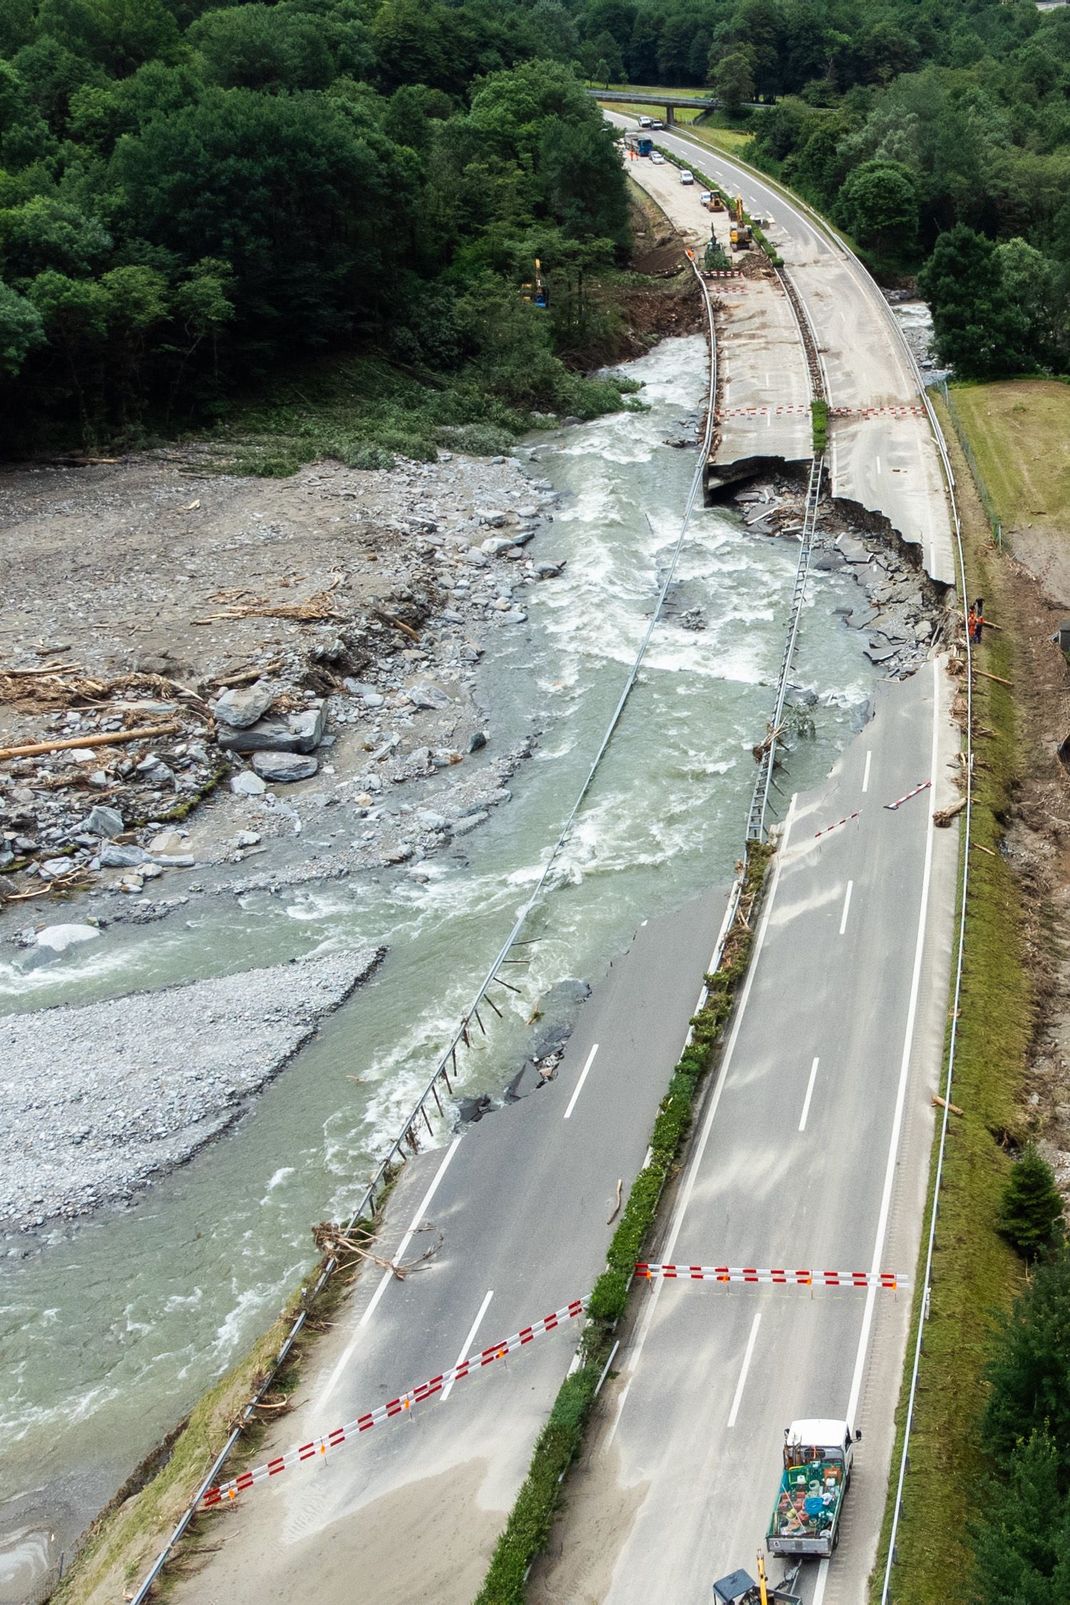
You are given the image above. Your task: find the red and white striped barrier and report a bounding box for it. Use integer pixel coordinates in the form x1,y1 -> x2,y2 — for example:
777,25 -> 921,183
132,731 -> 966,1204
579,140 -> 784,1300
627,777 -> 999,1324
201,1297 -> 586,1507
883,779 -> 931,812
813,810 -> 860,841
635,1264 -> 903,1289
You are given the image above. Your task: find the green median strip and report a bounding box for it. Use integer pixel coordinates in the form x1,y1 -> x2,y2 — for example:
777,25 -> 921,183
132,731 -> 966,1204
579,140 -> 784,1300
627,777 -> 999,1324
474,843 -> 773,1604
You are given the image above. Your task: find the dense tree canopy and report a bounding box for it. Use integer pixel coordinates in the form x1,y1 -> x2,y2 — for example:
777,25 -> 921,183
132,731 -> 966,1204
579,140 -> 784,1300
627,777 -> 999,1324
0,0 -> 630,448
2,0 -> 1068,447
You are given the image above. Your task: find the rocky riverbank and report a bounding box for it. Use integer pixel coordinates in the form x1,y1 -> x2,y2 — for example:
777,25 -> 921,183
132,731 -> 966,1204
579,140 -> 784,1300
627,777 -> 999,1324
0,449 -> 565,941
0,947 -> 382,1232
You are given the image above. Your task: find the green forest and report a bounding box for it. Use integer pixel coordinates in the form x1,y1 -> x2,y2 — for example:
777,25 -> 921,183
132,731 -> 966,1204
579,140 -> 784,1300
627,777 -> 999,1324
0,0 -> 1067,453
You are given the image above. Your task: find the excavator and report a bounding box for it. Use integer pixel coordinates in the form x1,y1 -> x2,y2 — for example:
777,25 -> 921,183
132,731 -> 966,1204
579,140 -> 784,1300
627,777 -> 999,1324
519,258 -> 549,309
729,194 -> 753,252
712,1555 -> 802,1605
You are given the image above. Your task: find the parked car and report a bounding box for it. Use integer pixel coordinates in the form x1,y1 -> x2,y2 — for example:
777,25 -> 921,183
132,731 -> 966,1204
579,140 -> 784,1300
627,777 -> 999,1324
679,169 -> 694,185
650,152 -> 665,164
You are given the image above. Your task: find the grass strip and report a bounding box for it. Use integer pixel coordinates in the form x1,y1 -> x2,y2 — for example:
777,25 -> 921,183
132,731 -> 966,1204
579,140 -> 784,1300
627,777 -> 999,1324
869,394 -> 1030,1600
474,843 -> 773,1605
811,398 -> 829,453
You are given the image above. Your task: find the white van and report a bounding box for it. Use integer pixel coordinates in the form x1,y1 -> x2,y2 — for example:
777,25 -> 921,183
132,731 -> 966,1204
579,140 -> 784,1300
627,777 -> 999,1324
679,169 -> 694,185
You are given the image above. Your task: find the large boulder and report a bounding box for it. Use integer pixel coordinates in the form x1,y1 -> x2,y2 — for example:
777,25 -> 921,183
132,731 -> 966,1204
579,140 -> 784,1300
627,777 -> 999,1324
251,751 -> 318,783
213,680 -> 276,729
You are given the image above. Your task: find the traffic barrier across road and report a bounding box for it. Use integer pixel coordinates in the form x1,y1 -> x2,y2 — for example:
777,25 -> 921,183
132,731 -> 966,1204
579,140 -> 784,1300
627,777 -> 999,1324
635,1264 -> 904,1289
202,1297 -> 588,1507
199,1260 -> 903,1508
883,778 -> 932,811
813,809 -> 861,840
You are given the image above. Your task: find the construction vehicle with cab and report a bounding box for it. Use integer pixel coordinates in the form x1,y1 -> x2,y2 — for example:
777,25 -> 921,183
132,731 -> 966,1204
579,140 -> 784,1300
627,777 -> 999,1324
766,1419 -> 861,1559
729,194 -> 753,251
713,1555 -> 801,1605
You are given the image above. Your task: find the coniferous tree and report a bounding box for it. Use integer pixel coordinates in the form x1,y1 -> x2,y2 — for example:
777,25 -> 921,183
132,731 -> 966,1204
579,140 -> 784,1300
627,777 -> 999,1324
998,1146 -> 1065,1262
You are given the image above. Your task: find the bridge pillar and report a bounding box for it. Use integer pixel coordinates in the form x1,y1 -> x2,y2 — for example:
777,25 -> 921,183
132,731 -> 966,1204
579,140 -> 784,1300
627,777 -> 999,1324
666,104 -> 676,125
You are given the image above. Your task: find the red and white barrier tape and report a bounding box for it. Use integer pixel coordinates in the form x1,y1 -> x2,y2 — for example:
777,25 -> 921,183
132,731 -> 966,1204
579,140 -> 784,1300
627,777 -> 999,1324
884,779 -> 931,812
635,1264 -> 903,1289
202,1297 -> 586,1507
813,809 -> 860,841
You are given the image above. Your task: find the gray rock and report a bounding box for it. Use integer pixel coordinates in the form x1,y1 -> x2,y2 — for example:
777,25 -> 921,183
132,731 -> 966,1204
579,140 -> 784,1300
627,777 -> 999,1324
35,923 -> 100,953
408,683 -> 450,710
453,810 -> 488,836
212,681 -> 276,729
39,857 -> 74,879
217,717 -> 299,754
468,731 -> 487,753
500,610 -> 528,624
230,770 -> 267,797
149,853 -> 196,868
415,810 -> 450,833
478,509 -> 507,527
535,561 -> 564,579
290,703 -> 327,754
251,751 -> 318,783
100,844 -> 148,868
148,830 -> 186,856
83,804 -> 124,839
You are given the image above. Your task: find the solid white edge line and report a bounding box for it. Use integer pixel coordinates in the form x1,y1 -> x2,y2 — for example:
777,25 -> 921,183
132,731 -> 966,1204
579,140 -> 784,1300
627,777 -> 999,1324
862,750 -> 872,794
846,657 -> 940,1429
603,794 -> 798,1450
563,1043 -> 600,1120
839,879 -> 854,936
315,1134 -> 463,1411
799,1056 -> 820,1133
441,1289 -> 494,1403
726,1313 -> 762,1428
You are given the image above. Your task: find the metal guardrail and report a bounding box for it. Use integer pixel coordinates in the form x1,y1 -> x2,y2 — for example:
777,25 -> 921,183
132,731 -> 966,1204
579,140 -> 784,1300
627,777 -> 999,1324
129,240 -> 721,1605
747,451 -> 824,841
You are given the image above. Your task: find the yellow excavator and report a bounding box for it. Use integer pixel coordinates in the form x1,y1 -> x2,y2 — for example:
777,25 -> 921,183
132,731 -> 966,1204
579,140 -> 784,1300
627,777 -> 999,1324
729,194 -> 753,252
713,1555 -> 802,1605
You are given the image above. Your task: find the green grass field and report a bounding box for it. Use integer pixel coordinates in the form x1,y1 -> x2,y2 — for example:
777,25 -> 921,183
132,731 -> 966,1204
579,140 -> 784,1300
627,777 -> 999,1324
871,394 -> 1033,1600
949,380 -> 1070,533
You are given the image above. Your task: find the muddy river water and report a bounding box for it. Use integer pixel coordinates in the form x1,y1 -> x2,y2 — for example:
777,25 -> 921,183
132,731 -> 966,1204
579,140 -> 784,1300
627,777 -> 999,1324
0,334 -> 881,1600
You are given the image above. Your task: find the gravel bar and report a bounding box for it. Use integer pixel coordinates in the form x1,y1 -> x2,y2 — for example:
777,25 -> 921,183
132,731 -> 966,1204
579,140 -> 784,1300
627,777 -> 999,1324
0,948 -> 382,1232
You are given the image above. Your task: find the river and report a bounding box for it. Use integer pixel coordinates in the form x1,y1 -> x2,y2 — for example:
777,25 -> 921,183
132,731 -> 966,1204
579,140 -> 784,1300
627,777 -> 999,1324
0,334 -> 879,1600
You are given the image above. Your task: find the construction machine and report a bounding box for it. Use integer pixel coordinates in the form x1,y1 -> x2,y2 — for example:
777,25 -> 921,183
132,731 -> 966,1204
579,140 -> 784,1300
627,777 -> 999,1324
713,1555 -> 802,1605
519,258 -> 548,309
729,193 -> 753,251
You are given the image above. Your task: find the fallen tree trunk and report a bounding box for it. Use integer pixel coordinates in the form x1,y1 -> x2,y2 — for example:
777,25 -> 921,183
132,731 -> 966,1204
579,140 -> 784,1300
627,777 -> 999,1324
0,721 -> 178,762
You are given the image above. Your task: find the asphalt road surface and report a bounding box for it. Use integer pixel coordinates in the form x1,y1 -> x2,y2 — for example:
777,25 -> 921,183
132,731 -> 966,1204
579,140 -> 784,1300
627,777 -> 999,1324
610,115 -> 955,588
169,133 -> 960,1605
172,889 -> 734,1604
531,663 -> 958,1605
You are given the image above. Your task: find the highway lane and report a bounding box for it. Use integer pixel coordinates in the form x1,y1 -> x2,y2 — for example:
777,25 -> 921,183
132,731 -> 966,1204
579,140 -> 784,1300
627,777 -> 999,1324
609,114 -> 956,586
170,888 -> 734,1604
531,662 -> 958,1604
